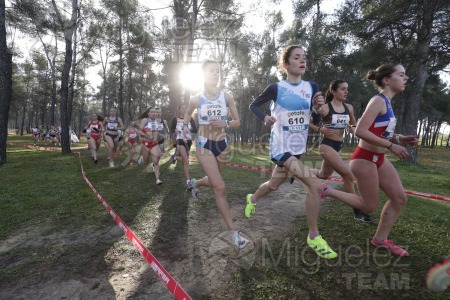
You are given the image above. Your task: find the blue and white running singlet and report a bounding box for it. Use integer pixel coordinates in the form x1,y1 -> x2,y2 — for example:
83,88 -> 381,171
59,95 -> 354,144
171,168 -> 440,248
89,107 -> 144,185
269,81 -> 313,157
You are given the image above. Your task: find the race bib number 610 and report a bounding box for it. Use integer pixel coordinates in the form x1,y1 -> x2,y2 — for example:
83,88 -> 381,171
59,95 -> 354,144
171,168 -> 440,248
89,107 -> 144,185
280,110 -> 310,132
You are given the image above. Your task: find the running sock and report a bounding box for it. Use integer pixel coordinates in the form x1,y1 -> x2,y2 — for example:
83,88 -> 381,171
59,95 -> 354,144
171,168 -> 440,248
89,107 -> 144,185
323,185 -> 329,196
229,230 -> 238,240
309,230 -> 320,240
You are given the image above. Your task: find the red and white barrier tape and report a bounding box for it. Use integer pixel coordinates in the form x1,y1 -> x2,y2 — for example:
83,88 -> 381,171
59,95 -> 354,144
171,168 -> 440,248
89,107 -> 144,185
79,161 -> 191,300
189,157 -> 450,203
7,142 -> 191,299
325,176 -> 450,202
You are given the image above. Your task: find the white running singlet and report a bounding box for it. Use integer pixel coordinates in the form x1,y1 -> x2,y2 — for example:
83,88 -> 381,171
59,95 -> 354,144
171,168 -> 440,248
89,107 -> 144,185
197,91 -> 228,126
269,80 -> 313,158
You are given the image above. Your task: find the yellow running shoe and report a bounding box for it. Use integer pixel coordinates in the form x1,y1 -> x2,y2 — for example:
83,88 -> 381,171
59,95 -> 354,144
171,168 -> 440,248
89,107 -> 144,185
307,235 -> 338,259
244,194 -> 256,218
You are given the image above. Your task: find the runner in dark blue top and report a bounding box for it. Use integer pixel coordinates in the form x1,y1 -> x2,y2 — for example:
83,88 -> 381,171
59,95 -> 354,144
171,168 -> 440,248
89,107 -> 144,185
309,80 -> 377,223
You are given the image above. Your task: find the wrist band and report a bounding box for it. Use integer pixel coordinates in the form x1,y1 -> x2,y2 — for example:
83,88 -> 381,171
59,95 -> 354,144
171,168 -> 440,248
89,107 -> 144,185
395,134 -> 401,143
387,142 -> 393,149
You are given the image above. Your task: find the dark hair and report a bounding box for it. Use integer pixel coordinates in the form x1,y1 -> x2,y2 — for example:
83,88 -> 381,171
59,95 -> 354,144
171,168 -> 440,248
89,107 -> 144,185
364,63 -> 400,90
139,106 -> 155,119
128,121 -> 138,128
201,59 -> 219,72
95,113 -> 104,122
278,45 -> 304,74
325,80 -> 347,103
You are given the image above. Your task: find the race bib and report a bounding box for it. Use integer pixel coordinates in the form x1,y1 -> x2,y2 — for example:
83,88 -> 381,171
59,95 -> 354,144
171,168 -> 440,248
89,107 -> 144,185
280,110 -> 310,132
129,133 -> 137,138
330,114 -> 349,129
200,103 -> 226,122
107,122 -> 117,130
382,117 -> 396,138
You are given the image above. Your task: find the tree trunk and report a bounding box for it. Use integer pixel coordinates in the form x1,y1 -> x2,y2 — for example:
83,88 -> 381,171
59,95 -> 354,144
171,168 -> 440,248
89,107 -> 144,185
417,118 -> 423,139
50,34 -> 58,126
14,111 -> 18,130
39,31 -> 59,127
401,2 -> 436,162
431,119 -> 442,149
422,119 -> 431,146
0,0 -> 13,165
68,17 -> 78,126
126,36 -> 133,125
53,0 -> 78,154
118,16 -> 124,117
20,103 -> 26,136
77,105 -> 83,138
99,44 -> 110,117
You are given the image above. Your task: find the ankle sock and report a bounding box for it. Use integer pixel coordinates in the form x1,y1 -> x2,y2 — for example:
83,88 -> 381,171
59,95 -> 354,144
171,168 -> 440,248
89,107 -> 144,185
309,230 -> 320,240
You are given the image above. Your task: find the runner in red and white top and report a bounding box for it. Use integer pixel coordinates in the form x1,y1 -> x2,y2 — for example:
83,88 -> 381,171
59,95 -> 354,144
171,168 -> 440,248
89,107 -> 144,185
84,113 -> 104,165
136,107 -> 164,185
350,63 -> 418,256
125,121 -> 139,165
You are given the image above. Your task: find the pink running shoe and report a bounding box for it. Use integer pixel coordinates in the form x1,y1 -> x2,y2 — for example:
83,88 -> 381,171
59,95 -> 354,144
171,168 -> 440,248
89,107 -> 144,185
320,183 -> 329,199
371,237 -> 409,256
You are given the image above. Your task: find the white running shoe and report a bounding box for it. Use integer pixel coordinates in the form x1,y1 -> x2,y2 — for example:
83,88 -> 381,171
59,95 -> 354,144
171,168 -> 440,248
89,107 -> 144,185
426,257 -> 450,292
186,179 -> 193,190
109,161 -> 115,168
156,178 -> 162,185
137,156 -> 143,165
190,178 -> 199,198
231,231 -> 249,249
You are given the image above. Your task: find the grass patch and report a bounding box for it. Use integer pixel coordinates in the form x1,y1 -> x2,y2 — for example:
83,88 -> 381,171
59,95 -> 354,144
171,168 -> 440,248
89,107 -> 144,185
221,193 -> 450,299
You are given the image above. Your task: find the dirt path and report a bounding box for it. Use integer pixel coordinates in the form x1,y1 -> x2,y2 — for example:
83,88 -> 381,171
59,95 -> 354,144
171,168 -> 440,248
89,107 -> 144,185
0,177 -> 339,299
